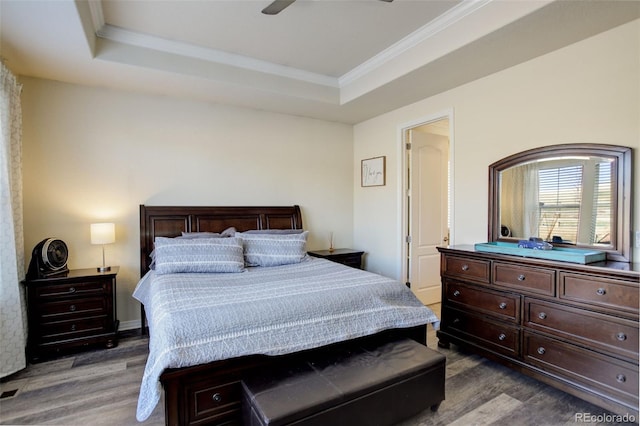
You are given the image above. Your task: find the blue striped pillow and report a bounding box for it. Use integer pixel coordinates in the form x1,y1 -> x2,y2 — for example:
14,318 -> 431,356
236,231 -> 308,267
154,237 -> 245,274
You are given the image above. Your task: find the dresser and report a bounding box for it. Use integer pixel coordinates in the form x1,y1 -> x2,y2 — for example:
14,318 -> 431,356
25,267 -> 119,362
437,246 -> 639,416
308,249 -> 364,269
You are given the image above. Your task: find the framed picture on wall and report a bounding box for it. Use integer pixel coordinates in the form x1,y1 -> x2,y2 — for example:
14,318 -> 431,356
361,156 -> 386,187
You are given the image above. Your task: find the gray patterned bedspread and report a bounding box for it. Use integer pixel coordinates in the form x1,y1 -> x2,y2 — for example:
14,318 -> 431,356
133,257 -> 439,421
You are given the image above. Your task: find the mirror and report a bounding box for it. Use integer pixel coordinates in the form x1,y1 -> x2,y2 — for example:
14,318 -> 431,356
489,144 -> 632,262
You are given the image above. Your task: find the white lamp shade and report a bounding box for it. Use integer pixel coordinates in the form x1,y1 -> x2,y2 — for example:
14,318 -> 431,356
91,223 -> 115,245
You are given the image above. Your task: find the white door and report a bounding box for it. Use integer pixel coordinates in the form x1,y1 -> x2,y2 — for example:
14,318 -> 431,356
408,125 -> 449,305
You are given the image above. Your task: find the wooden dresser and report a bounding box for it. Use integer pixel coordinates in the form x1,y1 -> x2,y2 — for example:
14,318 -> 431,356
25,267 -> 119,362
436,246 -> 639,416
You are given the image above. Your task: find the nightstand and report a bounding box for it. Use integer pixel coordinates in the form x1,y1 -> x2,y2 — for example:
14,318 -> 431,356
24,267 -> 119,362
308,249 -> 364,269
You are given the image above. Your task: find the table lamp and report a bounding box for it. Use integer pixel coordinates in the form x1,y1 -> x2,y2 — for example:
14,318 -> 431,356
90,222 -> 115,272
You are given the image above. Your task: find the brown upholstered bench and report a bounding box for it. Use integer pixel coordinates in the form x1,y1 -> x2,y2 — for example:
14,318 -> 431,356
242,338 -> 445,426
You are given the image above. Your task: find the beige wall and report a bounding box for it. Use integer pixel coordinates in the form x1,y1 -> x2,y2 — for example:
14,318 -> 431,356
354,19 -> 640,278
20,79 -> 354,329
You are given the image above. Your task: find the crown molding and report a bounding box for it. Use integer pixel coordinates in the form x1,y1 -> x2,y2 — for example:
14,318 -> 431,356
339,0 -> 492,87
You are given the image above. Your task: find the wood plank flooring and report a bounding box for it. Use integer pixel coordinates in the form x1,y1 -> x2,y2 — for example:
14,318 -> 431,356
1,309 -> 632,425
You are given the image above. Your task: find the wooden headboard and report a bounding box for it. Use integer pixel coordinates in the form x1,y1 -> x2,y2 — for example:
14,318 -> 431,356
139,205 -> 303,276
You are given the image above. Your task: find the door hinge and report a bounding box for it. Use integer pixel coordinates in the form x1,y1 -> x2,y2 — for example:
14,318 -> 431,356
406,142 -> 412,150
405,235 -> 412,243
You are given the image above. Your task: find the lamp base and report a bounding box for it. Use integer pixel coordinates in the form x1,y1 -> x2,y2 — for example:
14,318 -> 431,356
97,266 -> 111,272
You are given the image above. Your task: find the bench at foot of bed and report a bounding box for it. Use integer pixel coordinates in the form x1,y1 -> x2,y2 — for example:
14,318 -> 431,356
242,338 -> 446,426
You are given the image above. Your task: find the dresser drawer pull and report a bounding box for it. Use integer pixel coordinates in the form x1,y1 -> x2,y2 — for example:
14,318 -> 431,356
616,374 -> 626,383
498,302 -> 507,310
70,324 -> 76,332
537,347 -> 546,355
538,312 -> 547,320
498,333 -> 506,341
212,393 -> 222,403
69,304 -> 76,312
461,264 -> 469,271
616,332 -> 627,341
453,290 -> 460,297
517,274 -> 526,281
68,287 -> 76,293
452,318 -> 460,325
596,288 -> 606,296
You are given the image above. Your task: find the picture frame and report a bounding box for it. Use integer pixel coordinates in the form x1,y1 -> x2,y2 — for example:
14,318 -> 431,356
361,156 -> 386,187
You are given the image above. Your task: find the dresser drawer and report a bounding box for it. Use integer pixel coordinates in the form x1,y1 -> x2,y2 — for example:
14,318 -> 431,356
187,380 -> 242,424
524,332 -> 638,406
442,255 -> 490,284
443,307 -> 520,357
493,262 -> 555,296
34,279 -> 108,300
37,297 -> 108,320
445,281 -> 520,323
560,273 -> 639,315
39,316 -> 111,342
525,298 -> 638,360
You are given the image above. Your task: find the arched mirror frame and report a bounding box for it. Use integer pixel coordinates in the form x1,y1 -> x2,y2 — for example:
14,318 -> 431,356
488,143 -> 632,262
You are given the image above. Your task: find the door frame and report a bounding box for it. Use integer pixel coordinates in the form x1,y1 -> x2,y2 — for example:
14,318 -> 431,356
397,109 -> 455,286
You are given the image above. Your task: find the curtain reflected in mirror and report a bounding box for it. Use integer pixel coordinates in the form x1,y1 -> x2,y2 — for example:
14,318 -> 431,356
500,156 -> 614,247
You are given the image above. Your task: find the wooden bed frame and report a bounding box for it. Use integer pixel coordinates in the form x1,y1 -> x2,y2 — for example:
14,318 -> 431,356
139,205 -> 427,425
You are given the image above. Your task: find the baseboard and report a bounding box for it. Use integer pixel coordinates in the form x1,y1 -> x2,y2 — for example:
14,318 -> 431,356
119,319 -> 140,332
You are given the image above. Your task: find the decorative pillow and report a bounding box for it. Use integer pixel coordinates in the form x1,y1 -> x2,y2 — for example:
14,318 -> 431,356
153,237 -> 244,274
180,227 -> 236,238
242,229 -> 304,234
236,231 -> 309,267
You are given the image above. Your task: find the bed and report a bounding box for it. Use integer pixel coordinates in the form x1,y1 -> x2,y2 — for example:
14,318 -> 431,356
135,205 -> 439,425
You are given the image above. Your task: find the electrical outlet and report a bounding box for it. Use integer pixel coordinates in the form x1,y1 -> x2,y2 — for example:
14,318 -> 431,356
636,231 -> 640,248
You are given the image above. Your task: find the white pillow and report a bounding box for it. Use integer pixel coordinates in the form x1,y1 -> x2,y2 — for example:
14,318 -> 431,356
236,231 -> 308,267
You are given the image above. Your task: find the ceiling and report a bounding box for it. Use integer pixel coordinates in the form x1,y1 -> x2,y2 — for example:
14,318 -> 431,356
1,0 -> 638,124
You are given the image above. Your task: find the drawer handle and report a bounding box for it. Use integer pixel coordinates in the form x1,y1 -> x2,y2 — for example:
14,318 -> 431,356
70,324 -> 76,332
68,287 -> 76,293
453,290 -> 461,297
596,288 -> 606,296
537,347 -> 546,355
517,274 -> 526,281
212,393 -> 222,403
452,318 -> 460,325
538,312 -> 547,320
461,264 -> 469,271
69,304 -> 76,312
616,332 -> 627,341
498,302 -> 507,310
498,333 -> 506,341
616,374 -> 626,383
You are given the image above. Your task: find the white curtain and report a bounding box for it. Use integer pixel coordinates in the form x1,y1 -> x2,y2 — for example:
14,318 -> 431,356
0,62 -> 27,377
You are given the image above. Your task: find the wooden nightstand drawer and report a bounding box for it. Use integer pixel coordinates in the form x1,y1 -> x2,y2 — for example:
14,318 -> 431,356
560,273 -> 639,315
442,255 -> 490,284
40,316 -> 111,341
443,307 -> 520,357
34,280 -> 107,300
38,297 -> 108,320
493,262 -> 555,296
524,332 -> 638,407
445,281 -> 520,323
525,298 -> 638,360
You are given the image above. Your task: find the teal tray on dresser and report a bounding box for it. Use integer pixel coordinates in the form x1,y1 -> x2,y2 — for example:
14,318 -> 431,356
474,241 -> 606,264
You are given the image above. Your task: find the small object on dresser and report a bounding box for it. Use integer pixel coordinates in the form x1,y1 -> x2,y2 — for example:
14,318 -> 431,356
518,237 -> 553,250
308,249 -> 364,269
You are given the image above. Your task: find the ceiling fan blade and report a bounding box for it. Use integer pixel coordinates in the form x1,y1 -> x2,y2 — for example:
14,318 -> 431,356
262,0 -> 296,15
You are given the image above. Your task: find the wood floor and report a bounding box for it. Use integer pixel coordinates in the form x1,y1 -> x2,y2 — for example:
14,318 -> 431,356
0,311 -> 631,425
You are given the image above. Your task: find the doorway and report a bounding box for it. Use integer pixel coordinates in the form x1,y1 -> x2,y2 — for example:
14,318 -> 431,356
401,115 -> 451,305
